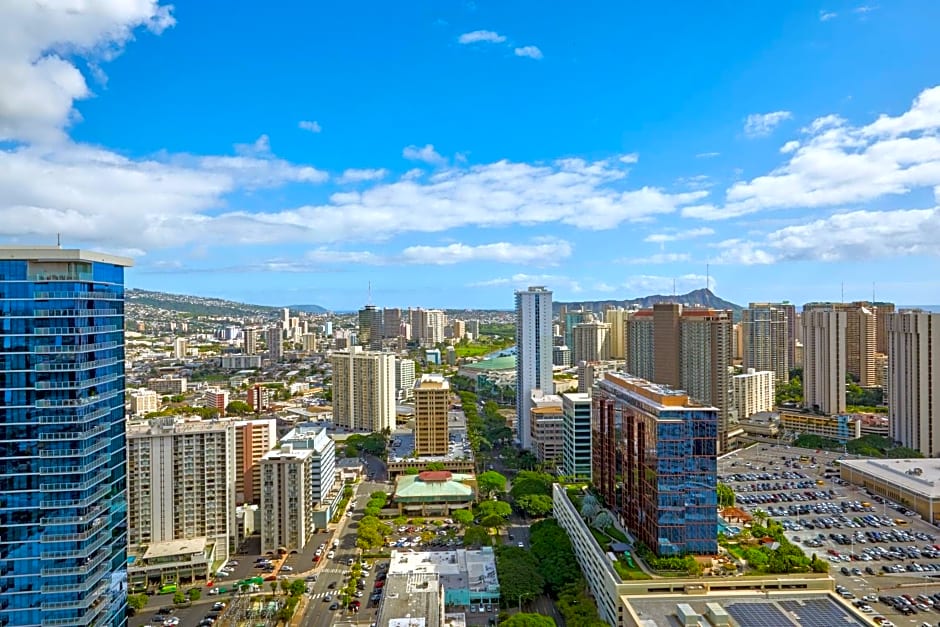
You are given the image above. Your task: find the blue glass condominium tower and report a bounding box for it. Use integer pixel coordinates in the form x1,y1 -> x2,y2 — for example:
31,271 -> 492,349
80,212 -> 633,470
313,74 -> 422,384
0,247 -> 133,627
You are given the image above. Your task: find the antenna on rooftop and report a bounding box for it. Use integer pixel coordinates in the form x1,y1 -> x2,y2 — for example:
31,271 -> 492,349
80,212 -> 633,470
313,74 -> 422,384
706,263 -> 710,293
872,281 -> 876,304
367,280 -> 372,306
56,233 -> 61,249
673,278 -> 676,297
841,281 -> 845,304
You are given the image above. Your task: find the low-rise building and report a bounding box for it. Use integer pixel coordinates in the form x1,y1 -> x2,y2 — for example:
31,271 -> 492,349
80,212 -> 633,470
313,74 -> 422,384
778,410 -> 862,443
130,388 -> 159,416
530,395 -> 564,465
386,548 -> 500,608
840,458 -> 940,523
220,354 -> 263,369
204,387 -> 229,415
148,375 -> 188,395
392,471 -> 476,515
375,573 -> 445,627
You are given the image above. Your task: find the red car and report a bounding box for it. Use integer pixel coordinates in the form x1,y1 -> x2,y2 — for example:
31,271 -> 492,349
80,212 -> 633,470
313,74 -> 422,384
374,581 -> 384,589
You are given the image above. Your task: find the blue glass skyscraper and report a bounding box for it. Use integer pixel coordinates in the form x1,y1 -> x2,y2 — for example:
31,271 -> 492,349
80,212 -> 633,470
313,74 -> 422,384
0,247 -> 132,627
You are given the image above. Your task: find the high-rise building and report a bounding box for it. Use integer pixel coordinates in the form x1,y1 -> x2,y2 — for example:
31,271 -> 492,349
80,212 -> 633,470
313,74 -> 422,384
280,424 -> 337,506
742,303 -> 790,383
604,308 -> 630,360
562,392 -> 593,481
563,309 -> 588,352
247,384 -> 271,412
358,304 -> 383,350
552,345 -> 571,367
410,308 -> 446,345
130,388 -> 160,416
515,286 -> 554,450
0,247 -> 132,626
204,387 -> 229,416
887,311 -> 940,457
732,369 -> 776,421
874,302 -> 896,355
572,314 -> 611,363
466,319 -> 480,338
282,307 -> 290,328
243,327 -> 259,354
805,302 -> 876,386
451,319 -> 466,340
127,418 -> 237,561
529,394 -> 564,465
802,307 -> 847,414
627,304 -> 733,451
301,333 -> 318,352
396,358 -> 416,401
266,325 -> 283,361
234,418 -> 277,504
414,375 -> 450,456
260,445 -> 316,553
593,373 -> 718,556
383,307 -> 403,340
174,337 -> 188,360
330,347 -> 397,432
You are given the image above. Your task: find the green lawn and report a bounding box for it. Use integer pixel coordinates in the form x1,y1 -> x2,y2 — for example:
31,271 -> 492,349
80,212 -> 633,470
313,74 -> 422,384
605,526 -> 628,543
590,527 -> 611,549
613,554 -> 651,580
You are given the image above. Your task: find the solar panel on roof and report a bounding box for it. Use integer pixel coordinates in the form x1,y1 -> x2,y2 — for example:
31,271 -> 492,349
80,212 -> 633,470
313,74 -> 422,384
726,602 -> 793,627
778,598 -> 863,627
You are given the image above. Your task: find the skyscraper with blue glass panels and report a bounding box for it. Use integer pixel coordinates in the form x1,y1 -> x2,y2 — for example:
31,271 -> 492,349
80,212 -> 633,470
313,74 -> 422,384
0,247 -> 132,627
593,371 -> 718,556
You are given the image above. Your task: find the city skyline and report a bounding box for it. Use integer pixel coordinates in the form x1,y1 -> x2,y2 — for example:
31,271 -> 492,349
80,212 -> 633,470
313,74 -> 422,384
4,3 -> 940,310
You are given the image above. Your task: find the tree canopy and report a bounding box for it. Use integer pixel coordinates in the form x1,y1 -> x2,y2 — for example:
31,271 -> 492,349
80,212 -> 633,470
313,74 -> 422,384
495,546 -> 544,605
510,471 -> 554,499
529,519 -> 580,594
463,525 -> 492,547
516,494 -> 554,517
478,470 -> 508,496
225,400 -> 252,415
501,614 -> 556,627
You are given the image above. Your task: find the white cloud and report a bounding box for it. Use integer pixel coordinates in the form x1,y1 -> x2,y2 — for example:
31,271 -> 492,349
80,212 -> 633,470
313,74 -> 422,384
715,208 -> 940,265
819,10 -> 838,21
299,120 -> 322,133
0,0 -> 175,142
744,111 -> 794,138
853,5 -> 877,14
620,253 -> 692,265
619,153 -> 639,164
514,46 -> 543,60
305,248 -> 383,265
234,134 -> 271,156
403,144 -> 448,166
400,238 -> 571,266
643,228 -> 715,244
458,30 -> 506,44
338,168 -> 388,184
696,152 -> 720,159
468,273 -> 582,292
780,140 -> 800,154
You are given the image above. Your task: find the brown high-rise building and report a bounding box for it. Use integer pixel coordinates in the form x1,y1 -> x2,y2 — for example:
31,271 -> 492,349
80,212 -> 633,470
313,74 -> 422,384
874,302 -> 896,355
805,302 -> 876,386
627,304 -> 733,451
414,374 -> 450,456
234,418 -> 277,504
742,303 -> 791,383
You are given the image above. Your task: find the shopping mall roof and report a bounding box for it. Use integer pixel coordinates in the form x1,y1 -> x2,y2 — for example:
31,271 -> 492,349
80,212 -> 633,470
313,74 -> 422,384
142,537 -> 207,560
394,472 -> 475,502
840,458 -> 940,499
461,355 -> 516,371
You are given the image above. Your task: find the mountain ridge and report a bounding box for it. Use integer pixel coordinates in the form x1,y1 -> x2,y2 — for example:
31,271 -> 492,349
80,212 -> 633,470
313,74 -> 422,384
553,288 -> 743,318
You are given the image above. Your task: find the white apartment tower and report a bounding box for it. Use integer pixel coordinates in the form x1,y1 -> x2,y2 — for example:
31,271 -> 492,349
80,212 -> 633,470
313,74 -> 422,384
266,325 -> 283,360
330,347 -> 397,432
572,314 -> 611,363
562,392 -> 592,481
732,369 -> 776,421
396,358 -> 416,401
887,311 -> 940,457
260,445 -> 315,553
243,327 -> 259,354
515,286 -> 554,450
127,418 -> 237,561
802,307 -> 847,414
604,308 -> 630,360
280,424 -> 338,505
174,337 -> 188,359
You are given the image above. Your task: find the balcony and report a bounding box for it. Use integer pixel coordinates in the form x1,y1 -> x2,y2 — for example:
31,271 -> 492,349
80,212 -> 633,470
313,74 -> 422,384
40,548 -> 108,576
40,505 -> 105,527
36,374 -> 120,391
35,357 -> 121,373
40,531 -> 108,559
33,325 -> 121,336
40,468 -> 109,492
33,308 -> 119,318
32,341 -> 120,355
38,407 -> 111,424
39,425 -> 109,442
40,485 -> 109,510
35,389 -> 122,408
40,581 -> 109,610
41,525 -> 105,544
39,454 -> 108,476
40,598 -> 107,626
39,436 -> 109,459
32,289 -> 122,300
41,564 -> 109,593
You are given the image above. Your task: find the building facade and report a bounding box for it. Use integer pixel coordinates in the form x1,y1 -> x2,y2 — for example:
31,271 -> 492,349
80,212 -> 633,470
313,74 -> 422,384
259,445 -> 316,553
147,375 -> 187,395
204,387 -> 229,416
279,424 -> 337,506
802,307 -> 847,414
395,357 -> 416,401
593,373 -> 718,556
604,308 -> 630,360
0,247 -> 132,626
242,327 -> 259,354
127,418 -> 236,562
887,311 -> 940,457
742,303 -> 790,383
530,397 -> 565,465
572,314 -> 611,364
130,388 -> 159,416
515,286 -> 554,450
358,305 -> 383,350
330,347 -> 397,432
234,418 -> 277,505
562,392 -> 593,481
414,374 -> 451,456
266,326 -> 283,361
731,369 -> 775,422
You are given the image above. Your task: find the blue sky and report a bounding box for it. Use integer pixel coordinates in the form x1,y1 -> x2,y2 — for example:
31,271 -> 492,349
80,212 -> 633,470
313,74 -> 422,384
3,1 -> 940,310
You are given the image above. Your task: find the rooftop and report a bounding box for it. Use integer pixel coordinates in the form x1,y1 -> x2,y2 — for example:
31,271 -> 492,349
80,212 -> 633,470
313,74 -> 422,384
461,355 -> 516,371
378,573 -> 442,627
387,548 -> 499,594
416,374 -> 450,390
626,594 -> 869,627
394,473 -> 475,501
128,417 -> 232,437
142,537 -> 207,560
601,371 -> 716,411
0,246 -> 134,267
262,445 -> 314,461
841,458 -> 940,499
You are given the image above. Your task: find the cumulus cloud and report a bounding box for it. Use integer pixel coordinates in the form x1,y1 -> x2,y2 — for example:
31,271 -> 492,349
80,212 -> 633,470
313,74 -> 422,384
400,238 -> 571,266
514,45 -> 543,60
744,111 -> 794,138
299,120 -> 322,133
468,273 -> 582,292
338,168 -> 388,184
644,228 -> 715,244
819,10 -> 838,21
0,0 -> 175,142
619,253 -> 692,265
403,144 -> 448,166
458,30 -> 506,44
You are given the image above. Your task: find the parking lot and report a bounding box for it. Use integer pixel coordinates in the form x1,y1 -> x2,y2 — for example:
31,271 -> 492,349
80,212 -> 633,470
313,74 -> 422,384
721,444 -> 940,627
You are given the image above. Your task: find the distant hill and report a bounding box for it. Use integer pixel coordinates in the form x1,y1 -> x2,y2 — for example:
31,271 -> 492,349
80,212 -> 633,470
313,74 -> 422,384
127,288 -> 280,318
287,304 -> 329,314
553,288 -> 744,319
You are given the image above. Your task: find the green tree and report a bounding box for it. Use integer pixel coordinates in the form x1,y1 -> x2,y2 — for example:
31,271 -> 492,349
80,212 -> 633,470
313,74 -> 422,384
529,519 -> 580,594
510,471 -> 554,499
453,509 -> 474,525
225,400 -> 252,415
425,461 -> 446,471
478,500 -> 512,519
173,590 -> 185,605
127,593 -> 148,614
478,470 -> 508,497
404,467 -> 419,475
516,494 -> 554,517
501,614 -> 556,627
557,580 -> 608,627
716,483 -> 736,508
289,579 -> 306,596
187,587 -> 201,601
496,546 -> 545,607
463,525 -> 492,547
269,581 -> 278,596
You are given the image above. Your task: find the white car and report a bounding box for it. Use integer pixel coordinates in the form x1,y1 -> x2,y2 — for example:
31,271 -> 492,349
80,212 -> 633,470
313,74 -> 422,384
164,618 -> 179,626
327,551 -> 335,559
282,566 -> 293,572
